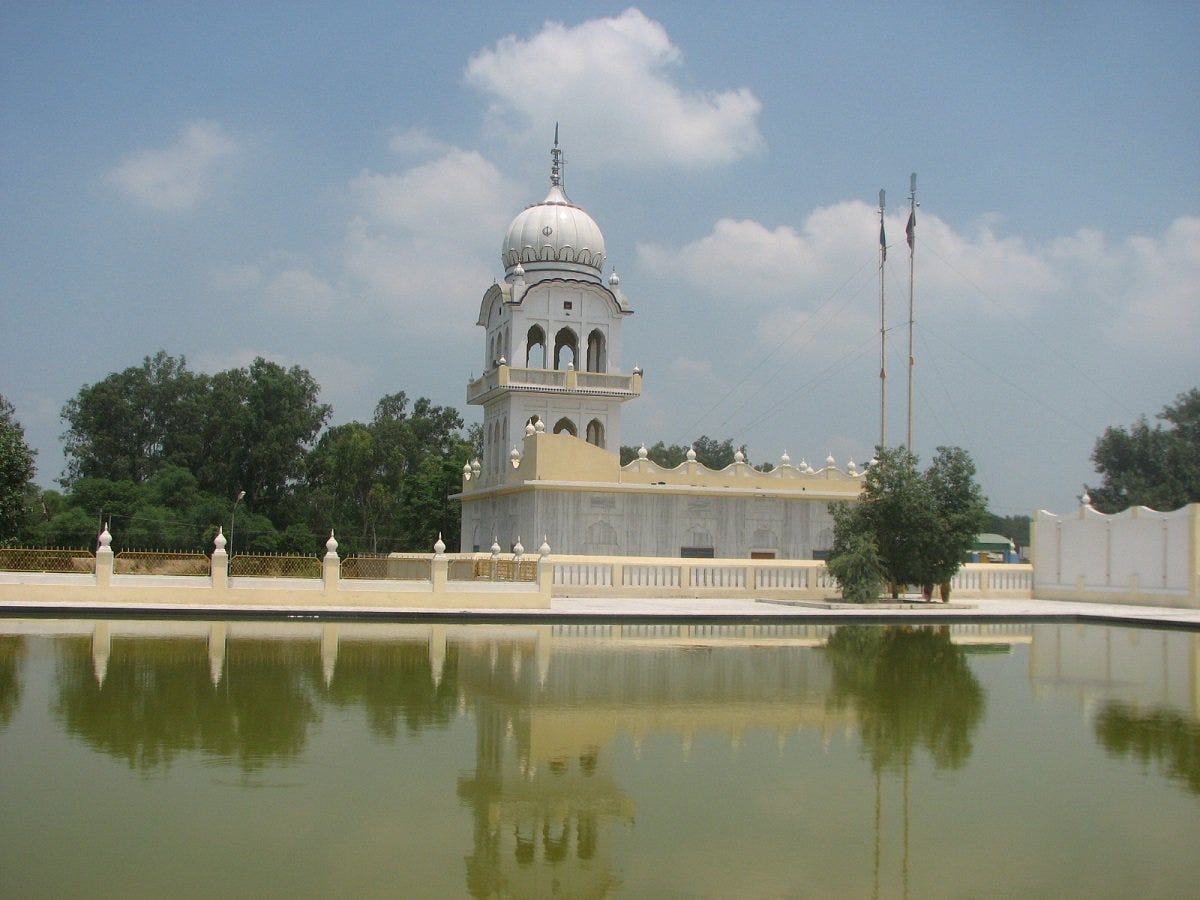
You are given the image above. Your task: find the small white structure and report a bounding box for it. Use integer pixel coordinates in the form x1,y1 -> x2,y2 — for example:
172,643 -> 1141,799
459,137 -> 863,558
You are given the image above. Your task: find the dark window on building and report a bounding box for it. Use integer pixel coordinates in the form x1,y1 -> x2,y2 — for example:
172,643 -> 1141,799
680,546 -> 715,558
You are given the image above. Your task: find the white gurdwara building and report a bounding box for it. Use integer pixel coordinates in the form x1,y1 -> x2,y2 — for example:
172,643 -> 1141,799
459,139 -> 863,557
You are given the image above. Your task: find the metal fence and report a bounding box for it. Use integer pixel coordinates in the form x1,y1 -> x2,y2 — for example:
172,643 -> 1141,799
340,555 -> 431,581
446,557 -> 539,582
115,550 -> 210,575
0,547 -> 94,573
230,553 -> 322,579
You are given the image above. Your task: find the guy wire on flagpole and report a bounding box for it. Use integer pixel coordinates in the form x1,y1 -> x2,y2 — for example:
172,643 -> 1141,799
878,188 -> 887,450
906,173 -> 918,451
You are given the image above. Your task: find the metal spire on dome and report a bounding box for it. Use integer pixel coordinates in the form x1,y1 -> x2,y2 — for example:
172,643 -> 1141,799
550,122 -> 565,192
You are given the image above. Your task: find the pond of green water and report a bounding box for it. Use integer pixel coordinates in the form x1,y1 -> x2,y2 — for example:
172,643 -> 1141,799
1,619 -> 1197,898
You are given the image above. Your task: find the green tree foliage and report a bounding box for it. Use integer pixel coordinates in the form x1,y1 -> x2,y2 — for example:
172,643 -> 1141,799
22,465 -> 294,552
61,353 -> 330,521
824,533 -> 885,602
305,392 -> 472,554
983,512 -> 1030,549
49,354 -> 470,554
1087,388 -> 1200,513
0,395 -> 37,544
196,359 -> 330,520
829,446 -> 986,599
620,435 -> 746,469
61,352 -> 205,486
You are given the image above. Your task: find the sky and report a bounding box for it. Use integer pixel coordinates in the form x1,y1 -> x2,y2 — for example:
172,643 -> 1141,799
2,2 -> 1197,518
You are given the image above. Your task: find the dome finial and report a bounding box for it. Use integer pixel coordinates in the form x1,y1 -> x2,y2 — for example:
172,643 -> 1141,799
550,122 -> 563,189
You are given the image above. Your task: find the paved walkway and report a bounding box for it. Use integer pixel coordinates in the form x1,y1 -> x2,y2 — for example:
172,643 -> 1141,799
543,596 -> 1200,628
3,595 -> 1198,629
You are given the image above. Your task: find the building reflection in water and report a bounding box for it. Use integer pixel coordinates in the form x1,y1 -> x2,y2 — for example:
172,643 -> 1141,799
1028,622 -> 1200,795
1,617 -> 1196,895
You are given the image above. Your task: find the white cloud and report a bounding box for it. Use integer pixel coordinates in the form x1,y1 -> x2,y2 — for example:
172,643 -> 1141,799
633,199 -> 1137,326
106,119 -> 239,211
1093,217 -> 1200,353
340,146 -> 524,334
388,126 -> 450,157
465,8 -> 763,167
350,148 -> 518,243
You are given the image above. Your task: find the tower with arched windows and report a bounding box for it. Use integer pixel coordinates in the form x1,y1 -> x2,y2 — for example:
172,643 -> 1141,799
467,136 -> 640,483
458,137 -> 861,556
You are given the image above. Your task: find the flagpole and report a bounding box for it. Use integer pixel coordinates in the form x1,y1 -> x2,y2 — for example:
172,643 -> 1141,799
906,173 -> 917,451
878,188 -> 887,450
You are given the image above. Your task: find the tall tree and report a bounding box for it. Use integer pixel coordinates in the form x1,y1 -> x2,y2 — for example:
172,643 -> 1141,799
1088,388 -> 1200,513
0,395 -> 37,543
196,359 -> 330,519
61,352 -> 205,486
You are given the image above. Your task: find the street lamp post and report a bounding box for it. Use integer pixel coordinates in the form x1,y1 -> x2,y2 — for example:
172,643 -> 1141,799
230,490 -> 246,562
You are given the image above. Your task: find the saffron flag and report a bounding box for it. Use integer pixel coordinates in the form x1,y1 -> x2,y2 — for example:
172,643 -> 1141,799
879,219 -> 887,261
906,209 -> 916,251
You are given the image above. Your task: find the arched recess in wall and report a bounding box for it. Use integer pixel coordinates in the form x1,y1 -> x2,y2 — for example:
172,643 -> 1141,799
554,327 -> 578,370
585,418 -> 605,448
587,520 -> 618,551
586,329 -> 606,372
752,527 -> 779,549
552,417 -> 577,437
526,325 -> 546,368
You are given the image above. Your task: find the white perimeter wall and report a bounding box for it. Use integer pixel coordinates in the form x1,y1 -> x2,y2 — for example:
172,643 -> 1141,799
1033,503 -> 1199,608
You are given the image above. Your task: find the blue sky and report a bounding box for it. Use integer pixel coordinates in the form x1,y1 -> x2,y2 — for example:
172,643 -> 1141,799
2,2 -> 1197,518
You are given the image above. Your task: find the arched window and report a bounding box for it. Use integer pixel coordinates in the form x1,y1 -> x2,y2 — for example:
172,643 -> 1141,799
586,329 -> 606,372
526,325 -> 546,368
552,417 -> 577,437
553,327 -> 578,370
585,418 -> 605,448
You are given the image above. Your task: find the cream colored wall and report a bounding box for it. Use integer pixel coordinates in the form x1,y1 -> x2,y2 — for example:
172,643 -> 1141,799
0,545 -> 554,611
1032,503 -> 1199,608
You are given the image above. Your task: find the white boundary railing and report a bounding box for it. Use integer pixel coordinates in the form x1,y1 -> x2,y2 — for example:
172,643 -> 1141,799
551,556 -> 1032,601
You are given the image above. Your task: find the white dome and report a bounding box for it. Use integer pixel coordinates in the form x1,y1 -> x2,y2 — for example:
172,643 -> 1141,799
502,184 -> 606,279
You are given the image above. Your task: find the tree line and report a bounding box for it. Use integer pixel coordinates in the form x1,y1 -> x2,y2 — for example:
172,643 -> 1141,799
2,352 -> 474,555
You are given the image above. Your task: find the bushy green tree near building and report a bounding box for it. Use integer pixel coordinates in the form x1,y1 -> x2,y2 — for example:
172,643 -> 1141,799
828,446 -> 986,601
824,533 -> 885,602
1087,388 -> 1200,513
